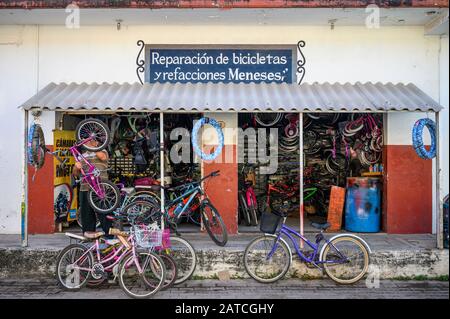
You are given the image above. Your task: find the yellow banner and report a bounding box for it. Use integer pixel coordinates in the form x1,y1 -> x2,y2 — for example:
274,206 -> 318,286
53,130 -> 78,222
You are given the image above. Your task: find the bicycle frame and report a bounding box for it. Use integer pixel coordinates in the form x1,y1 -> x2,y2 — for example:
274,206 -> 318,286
165,184 -> 202,222
268,221 -> 349,268
266,182 -> 298,207
69,138 -> 106,199
72,235 -> 144,275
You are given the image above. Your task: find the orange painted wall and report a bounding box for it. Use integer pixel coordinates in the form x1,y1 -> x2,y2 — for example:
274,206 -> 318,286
384,145 -> 432,234
27,145 -> 54,234
202,145 -> 238,234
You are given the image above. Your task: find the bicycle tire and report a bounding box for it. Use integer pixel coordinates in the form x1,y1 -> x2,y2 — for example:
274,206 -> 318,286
412,118 -> 437,159
118,251 -> 166,299
254,113 -> 282,127
167,236 -> 197,285
321,236 -> 370,284
56,243 -> 94,291
129,190 -> 161,205
121,200 -> 161,225
248,196 -> 259,226
243,235 -> 291,283
201,201 -> 228,247
239,191 -> 252,226
157,252 -> 178,290
28,123 -> 46,169
88,180 -> 121,214
75,118 -> 111,152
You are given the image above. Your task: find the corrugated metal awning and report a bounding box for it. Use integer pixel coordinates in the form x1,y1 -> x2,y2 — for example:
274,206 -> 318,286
20,82 -> 442,112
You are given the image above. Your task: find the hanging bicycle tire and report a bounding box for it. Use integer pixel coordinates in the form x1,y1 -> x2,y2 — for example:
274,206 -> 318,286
28,123 -> 46,169
254,113 -> 282,127
191,117 -> 224,161
412,118 -> 437,159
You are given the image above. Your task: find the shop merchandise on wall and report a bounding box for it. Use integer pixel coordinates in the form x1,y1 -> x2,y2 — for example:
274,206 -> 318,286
238,112 -> 384,227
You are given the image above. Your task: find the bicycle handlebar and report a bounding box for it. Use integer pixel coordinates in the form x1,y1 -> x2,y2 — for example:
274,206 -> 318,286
162,170 -> 220,193
46,148 -> 69,167
200,170 -> 220,182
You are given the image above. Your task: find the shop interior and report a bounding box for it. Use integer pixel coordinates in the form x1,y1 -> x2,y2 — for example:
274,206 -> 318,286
54,111 -> 384,234
237,112 -> 384,233
55,112 -> 202,233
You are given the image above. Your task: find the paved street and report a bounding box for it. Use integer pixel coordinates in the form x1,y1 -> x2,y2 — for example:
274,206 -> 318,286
0,278 -> 448,299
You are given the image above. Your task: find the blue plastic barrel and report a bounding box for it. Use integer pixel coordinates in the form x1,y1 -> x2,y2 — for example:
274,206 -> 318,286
345,177 -> 382,233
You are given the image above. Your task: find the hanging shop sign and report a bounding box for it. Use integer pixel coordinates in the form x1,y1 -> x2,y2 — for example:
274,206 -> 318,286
139,44 -> 298,84
53,130 -> 77,223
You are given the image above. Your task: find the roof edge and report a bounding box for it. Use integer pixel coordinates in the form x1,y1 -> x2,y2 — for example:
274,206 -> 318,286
1,0 -> 449,10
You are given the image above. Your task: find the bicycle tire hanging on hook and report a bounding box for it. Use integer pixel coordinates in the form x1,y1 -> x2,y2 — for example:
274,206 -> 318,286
192,117 -> 224,161
28,122 -> 46,169
412,118 -> 437,159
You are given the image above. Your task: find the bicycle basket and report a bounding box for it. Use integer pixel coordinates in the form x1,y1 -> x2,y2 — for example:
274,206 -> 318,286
155,228 -> 171,250
132,224 -> 163,248
259,210 -> 283,234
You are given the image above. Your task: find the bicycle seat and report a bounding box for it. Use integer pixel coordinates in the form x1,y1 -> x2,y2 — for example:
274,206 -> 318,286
311,222 -> 331,231
83,231 -> 105,239
121,187 -> 135,195
65,231 -> 105,241
135,185 -> 161,192
65,232 -> 86,241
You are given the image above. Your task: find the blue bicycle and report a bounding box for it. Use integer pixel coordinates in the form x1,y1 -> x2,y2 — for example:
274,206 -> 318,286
144,170 -> 228,247
244,209 -> 371,284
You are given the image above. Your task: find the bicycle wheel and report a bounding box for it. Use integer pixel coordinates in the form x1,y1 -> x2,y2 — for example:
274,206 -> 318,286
321,236 -> 370,284
88,180 -> 121,214
129,190 -> 161,205
56,244 -> 93,290
239,191 -> 252,226
244,235 -> 291,283
201,201 -> 228,247
161,236 -> 196,285
303,130 -> 321,155
248,196 -> 259,226
118,251 -> 166,299
158,252 -> 178,290
75,118 -> 110,152
122,200 -> 161,225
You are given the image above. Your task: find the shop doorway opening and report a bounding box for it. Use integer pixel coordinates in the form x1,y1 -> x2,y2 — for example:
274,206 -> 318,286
237,112 -> 385,234
54,112 -> 204,233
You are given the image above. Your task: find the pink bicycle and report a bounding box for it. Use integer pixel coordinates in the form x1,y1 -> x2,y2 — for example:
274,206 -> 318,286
54,118 -> 121,214
56,223 -> 167,299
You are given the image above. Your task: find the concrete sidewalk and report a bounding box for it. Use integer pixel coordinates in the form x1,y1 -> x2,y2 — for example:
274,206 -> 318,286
0,232 -> 448,279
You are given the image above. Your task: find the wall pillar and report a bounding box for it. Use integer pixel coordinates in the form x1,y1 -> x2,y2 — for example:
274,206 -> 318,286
384,112 -> 433,234
202,113 -> 238,235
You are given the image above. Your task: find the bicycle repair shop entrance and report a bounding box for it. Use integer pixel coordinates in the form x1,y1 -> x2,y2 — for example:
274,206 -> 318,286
20,82 -> 445,248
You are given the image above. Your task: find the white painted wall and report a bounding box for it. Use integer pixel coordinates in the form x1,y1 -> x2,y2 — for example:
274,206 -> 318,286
439,36 -> 449,199
0,26 -> 36,234
0,23 -> 447,234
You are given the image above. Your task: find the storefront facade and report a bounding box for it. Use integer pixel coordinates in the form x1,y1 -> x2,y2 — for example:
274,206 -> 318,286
0,4 -> 448,246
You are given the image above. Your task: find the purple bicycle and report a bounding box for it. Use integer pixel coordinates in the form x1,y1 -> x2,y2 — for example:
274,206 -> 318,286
54,118 -> 120,214
244,209 -> 371,284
